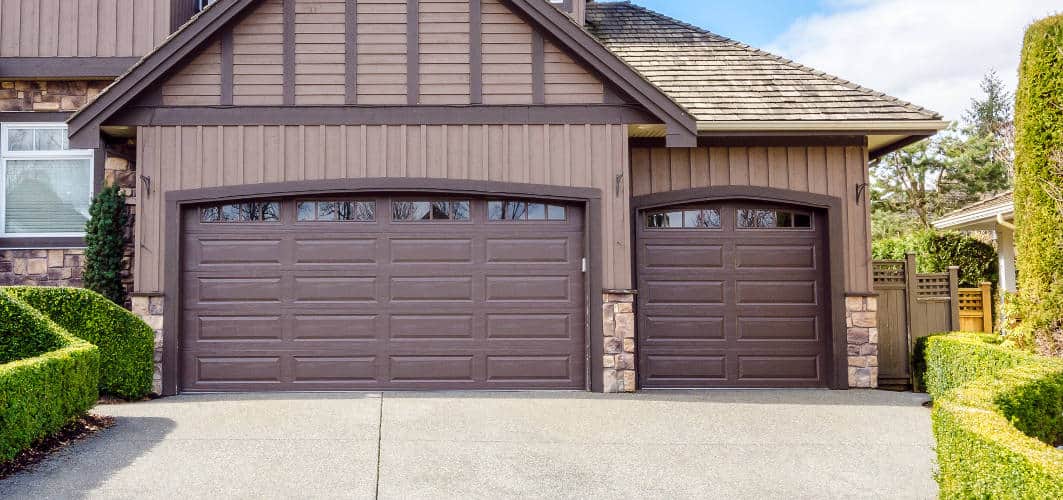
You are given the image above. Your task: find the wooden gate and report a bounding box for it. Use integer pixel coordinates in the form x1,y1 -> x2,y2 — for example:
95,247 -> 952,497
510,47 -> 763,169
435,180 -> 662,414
873,254 -> 960,387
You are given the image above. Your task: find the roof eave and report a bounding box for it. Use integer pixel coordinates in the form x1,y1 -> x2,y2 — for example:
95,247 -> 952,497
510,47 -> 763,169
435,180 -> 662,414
696,120 -> 949,133
934,203 -> 1015,230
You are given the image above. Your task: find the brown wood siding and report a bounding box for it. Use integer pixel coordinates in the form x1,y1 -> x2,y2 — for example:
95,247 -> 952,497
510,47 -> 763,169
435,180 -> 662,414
357,0 -> 408,104
631,145 -> 874,292
419,0 -> 470,105
480,0 -> 532,104
161,40 -> 222,106
135,123 -> 630,292
543,40 -> 602,104
0,0 -> 169,57
233,0 -> 285,105
295,0 -> 346,105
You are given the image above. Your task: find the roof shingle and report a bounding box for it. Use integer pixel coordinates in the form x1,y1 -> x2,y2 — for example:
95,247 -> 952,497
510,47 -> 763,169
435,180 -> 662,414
585,1 -> 942,123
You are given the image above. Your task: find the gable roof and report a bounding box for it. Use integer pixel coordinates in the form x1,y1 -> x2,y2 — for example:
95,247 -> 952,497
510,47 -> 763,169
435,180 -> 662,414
934,191 -> 1014,230
68,0 -> 698,148
586,1 -> 944,127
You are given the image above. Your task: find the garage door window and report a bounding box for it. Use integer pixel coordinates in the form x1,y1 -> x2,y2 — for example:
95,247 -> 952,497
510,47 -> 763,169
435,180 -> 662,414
737,209 -> 812,229
200,201 -> 280,223
488,200 -> 567,221
646,208 -> 721,229
392,200 -> 470,221
297,200 -> 375,222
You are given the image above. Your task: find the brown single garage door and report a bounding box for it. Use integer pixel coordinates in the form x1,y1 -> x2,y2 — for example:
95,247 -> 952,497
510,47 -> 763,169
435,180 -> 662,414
179,195 -> 586,391
636,202 -> 831,388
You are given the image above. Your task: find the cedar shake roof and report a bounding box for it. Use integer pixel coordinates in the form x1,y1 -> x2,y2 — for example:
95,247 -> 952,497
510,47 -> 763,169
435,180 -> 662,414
586,1 -> 943,123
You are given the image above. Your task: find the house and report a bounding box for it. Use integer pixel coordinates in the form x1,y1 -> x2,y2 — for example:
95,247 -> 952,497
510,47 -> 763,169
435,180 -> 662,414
0,0 -> 947,395
934,190 -> 1016,293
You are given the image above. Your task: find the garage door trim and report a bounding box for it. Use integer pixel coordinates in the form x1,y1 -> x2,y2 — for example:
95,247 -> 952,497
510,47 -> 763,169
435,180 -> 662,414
161,178 -> 604,396
631,186 -> 847,389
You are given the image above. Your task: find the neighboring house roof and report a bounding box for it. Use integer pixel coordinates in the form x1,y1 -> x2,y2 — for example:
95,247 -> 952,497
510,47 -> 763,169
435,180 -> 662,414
934,191 -> 1014,230
585,2 -> 945,131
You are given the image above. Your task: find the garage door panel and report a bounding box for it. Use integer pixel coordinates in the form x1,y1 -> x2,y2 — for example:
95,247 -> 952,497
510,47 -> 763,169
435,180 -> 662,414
388,355 -> 476,383
292,276 -> 379,303
485,238 -> 572,263
737,317 -> 819,341
293,238 -> 378,265
180,196 -> 587,392
486,313 -> 573,339
389,314 -> 475,340
389,238 -> 474,263
194,277 -> 284,304
292,356 -> 378,383
735,244 -> 816,269
485,355 -> 574,383
292,314 -> 380,340
485,275 -> 573,302
643,280 -> 725,305
642,243 -> 724,270
643,316 -> 725,341
642,355 -> 727,384
737,356 -> 822,381
736,281 -> 817,305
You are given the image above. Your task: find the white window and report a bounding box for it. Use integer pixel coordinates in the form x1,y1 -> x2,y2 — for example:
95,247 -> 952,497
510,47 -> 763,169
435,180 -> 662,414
196,0 -> 218,13
0,123 -> 94,237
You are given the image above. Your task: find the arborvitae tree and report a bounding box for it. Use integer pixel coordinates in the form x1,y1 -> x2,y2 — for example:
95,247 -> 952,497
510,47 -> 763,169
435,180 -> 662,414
83,183 -> 129,306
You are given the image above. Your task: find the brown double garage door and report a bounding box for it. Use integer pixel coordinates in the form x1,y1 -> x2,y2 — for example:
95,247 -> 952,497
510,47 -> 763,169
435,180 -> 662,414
179,196 -> 586,391
637,202 -> 833,388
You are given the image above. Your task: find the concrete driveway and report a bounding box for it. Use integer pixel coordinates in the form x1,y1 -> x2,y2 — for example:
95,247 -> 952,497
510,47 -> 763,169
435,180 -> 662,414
0,390 -> 936,499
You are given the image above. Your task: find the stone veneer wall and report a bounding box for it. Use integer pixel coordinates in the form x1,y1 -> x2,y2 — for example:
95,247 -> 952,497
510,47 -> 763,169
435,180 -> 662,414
0,80 -> 110,111
846,295 -> 879,388
131,294 -> 165,395
0,249 -> 85,286
602,291 -> 636,393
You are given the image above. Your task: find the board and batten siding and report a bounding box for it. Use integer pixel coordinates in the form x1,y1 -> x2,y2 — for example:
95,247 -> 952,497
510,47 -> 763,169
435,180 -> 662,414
134,123 -> 632,292
151,0 -> 605,106
0,0 -> 170,57
631,145 -> 874,293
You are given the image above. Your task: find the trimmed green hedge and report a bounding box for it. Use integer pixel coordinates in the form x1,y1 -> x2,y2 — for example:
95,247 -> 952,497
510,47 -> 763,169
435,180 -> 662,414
0,290 -> 99,462
6,287 -> 154,400
1013,14 -> 1063,354
918,333 -> 1063,498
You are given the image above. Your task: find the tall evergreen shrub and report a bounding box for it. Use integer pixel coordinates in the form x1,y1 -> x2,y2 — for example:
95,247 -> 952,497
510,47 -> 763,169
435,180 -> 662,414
83,183 -> 128,306
1013,14 -> 1063,355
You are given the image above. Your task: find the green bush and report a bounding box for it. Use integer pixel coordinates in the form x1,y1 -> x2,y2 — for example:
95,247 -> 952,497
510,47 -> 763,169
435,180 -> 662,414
0,290 -> 99,462
1014,14 -> 1063,356
871,230 -> 998,287
6,287 -> 154,399
920,333 -> 1063,498
84,183 -> 129,306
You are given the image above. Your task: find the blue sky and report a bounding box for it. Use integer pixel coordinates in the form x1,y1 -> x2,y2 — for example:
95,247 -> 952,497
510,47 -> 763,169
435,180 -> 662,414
630,0 -> 831,47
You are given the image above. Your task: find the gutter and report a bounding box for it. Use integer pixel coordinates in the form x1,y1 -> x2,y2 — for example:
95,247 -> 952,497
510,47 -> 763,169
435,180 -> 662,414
933,203 -> 1015,230
996,214 -> 1016,231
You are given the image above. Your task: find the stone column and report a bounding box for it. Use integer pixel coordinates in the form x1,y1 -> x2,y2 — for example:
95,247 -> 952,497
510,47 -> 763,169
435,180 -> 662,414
131,293 -> 165,395
602,290 -> 636,393
845,295 -> 878,388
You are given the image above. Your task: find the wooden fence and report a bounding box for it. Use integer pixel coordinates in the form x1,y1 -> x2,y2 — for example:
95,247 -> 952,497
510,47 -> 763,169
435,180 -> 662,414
873,254 -> 961,387
958,283 -> 994,334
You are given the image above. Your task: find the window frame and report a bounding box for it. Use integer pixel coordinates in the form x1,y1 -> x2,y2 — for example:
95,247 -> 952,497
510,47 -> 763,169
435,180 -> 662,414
199,200 -> 282,224
390,199 -> 472,223
735,208 -> 815,231
0,122 -> 95,238
296,198 -> 377,223
644,206 -> 723,230
487,199 -> 569,223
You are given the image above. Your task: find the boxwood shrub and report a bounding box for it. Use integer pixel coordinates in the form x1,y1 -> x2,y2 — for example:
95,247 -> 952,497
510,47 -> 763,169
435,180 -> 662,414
0,290 -> 100,462
5,287 -> 154,400
918,333 -> 1063,498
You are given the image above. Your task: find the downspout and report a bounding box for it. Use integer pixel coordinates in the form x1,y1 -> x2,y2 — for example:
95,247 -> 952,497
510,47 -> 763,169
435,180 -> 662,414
996,213 -> 1015,231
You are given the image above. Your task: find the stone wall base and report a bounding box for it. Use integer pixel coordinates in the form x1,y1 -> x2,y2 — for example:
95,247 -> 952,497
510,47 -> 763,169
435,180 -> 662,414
846,295 -> 879,388
602,291 -> 636,393
131,294 -> 165,395
0,249 -> 85,286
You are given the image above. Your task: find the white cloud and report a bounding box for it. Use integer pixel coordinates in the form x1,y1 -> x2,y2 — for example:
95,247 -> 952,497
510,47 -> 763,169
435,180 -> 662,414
767,0 -> 1060,121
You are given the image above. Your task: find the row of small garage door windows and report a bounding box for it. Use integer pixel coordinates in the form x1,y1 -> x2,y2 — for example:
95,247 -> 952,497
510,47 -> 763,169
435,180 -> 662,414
646,208 -> 813,230
198,199 -> 569,223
